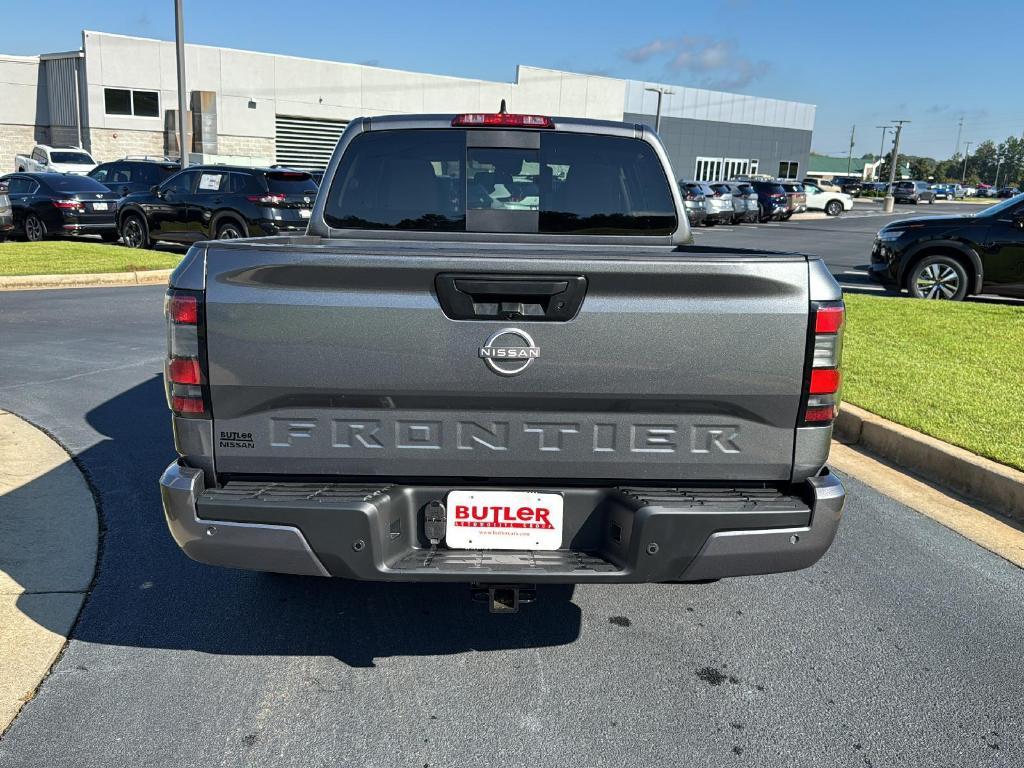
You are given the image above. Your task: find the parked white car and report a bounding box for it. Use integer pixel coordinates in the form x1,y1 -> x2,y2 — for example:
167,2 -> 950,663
14,145 -> 97,175
802,183 -> 854,216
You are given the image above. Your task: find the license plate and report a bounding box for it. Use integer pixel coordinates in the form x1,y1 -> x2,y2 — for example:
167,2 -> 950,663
445,490 -> 563,550
92,202 -> 109,211
299,209 -> 311,219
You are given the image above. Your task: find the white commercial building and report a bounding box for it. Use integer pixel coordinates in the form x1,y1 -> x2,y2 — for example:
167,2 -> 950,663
1,31 -> 814,181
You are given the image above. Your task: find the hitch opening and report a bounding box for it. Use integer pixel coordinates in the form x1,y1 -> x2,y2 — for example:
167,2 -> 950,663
471,584 -> 537,614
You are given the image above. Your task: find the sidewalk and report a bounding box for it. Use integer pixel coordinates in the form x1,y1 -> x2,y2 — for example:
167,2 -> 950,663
0,410 -> 97,732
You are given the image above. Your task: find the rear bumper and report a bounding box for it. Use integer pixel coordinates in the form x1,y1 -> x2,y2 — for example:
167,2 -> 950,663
160,462 -> 846,583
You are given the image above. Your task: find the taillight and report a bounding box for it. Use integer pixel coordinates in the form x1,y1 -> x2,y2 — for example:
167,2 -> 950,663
801,300 -> 844,426
53,199 -> 82,211
247,193 -> 286,206
451,113 -> 554,128
164,288 -> 209,418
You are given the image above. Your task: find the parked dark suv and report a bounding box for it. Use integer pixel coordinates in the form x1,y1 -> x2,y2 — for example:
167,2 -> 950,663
749,180 -> 789,222
117,165 -> 318,248
870,193 -> 1024,299
89,158 -> 180,198
893,180 -> 936,205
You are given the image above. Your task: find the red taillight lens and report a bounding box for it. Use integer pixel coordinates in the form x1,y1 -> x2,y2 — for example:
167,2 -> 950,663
247,193 -> 286,205
802,300 -> 845,426
165,287 -> 208,417
167,293 -> 198,325
809,368 -> 841,395
53,199 -> 82,210
167,357 -> 201,385
171,395 -> 206,414
451,113 -> 554,128
815,305 -> 845,334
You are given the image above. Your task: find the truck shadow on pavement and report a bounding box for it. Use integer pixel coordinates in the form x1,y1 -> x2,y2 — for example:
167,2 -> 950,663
14,375 -> 582,669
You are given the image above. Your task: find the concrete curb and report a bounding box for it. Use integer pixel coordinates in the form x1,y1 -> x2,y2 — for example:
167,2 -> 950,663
0,410 -> 98,733
835,403 -> 1024,522
0,269 -> 172,291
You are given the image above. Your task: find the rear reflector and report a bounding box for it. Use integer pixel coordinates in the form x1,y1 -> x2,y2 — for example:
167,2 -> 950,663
167,357 -> 201,385
815,305 -> 846,334
171,395 -> 206,415
804,405 -> 838,423
451,113 -> 554,128
809,368 -> 841,395
167,293 -> 198,325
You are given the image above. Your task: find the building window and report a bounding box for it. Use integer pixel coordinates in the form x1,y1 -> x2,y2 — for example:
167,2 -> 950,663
778,161 -> 799,179
104,88 -> 160,118
695,157 -> 723,182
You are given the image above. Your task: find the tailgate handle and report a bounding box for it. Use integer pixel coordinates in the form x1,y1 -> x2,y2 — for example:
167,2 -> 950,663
435,273 -> 587,321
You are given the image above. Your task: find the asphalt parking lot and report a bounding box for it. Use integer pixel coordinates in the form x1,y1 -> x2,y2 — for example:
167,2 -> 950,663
0,253 -> 1021,765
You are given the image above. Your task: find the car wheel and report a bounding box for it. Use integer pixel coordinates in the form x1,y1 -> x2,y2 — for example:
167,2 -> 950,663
216,220 -> 244,239
120,214 -> 150,249
825,200 -> 843,216
781,212 -> 793,220
929,197 -> 935,204
23,214 -> 45,242
907,255 -> 968,300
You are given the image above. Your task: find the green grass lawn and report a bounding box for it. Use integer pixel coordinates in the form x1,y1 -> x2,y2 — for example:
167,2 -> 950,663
842,293 -> 1024,471
0,240 -> 183,276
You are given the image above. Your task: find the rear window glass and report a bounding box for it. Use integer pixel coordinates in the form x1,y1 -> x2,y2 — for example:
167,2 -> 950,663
43,175 -> 109,193
324,129 -> 676,235
50,152 -> 94,165
265,171 -> 318,195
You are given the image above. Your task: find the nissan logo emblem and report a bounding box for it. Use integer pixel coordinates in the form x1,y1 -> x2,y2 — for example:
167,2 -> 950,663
478,328 -> 540,376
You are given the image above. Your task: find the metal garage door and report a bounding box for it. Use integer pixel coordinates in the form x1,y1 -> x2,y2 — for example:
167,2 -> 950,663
274,115 -> 348,170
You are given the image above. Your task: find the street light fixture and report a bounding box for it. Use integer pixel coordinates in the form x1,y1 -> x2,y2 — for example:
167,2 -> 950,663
644,86 -> 674,134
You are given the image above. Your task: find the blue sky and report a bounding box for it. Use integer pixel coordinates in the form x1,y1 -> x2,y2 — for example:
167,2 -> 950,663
2,0 -> 1020,159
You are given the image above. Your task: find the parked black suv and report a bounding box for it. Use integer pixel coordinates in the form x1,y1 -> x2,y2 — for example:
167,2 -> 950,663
88,158 -> 180,198
831,176 -> 863,197
749,180 -> 789,222
870,193 -> 1024,299
117,165 -> 318,248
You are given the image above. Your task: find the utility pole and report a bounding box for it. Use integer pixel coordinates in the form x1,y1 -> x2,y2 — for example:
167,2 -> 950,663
846,124 -> 856,176
644,85 -> 674,134
883,120 -> 910,213
954,114 -> 964,159
994,153 -> 1003,188
876,125 -> 891,181
175,0 -> 189,168
961,141 -> 973,184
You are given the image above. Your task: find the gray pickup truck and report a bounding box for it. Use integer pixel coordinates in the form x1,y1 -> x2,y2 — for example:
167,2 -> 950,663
159,111 -> 846,611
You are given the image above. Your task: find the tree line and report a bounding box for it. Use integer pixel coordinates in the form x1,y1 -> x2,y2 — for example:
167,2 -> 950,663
872,134 -> 1023,186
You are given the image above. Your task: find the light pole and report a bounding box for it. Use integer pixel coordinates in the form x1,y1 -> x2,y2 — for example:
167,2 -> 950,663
961,141 -> 973,184
644,86 -> 674,134
875,125 -> 892,181
883,120 -> 910,213
994,154 -> 1003,188
175,0 -> 189,168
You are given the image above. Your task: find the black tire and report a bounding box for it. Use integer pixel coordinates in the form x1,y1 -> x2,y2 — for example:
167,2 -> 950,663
216,220 -> 245,239
120,213 -> 150,249
23,214 -> 45,242
928,197 -> 935,205
703,219 -> 716,227
825,200 -> 843,217
906,255 -> 969,301
781,212 -> 793,221
100,231 -> 120,243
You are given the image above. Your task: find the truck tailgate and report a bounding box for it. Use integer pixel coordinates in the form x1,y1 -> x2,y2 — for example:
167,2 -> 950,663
203,240 -> 810,481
